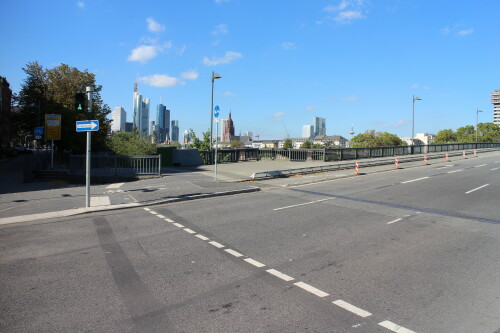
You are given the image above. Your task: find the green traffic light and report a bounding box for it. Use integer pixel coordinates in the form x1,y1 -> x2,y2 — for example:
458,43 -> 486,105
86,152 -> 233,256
77,104 -> 83,111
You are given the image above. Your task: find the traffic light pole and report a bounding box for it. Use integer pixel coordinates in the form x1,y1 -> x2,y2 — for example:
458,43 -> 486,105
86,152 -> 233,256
85,86 -> 93,208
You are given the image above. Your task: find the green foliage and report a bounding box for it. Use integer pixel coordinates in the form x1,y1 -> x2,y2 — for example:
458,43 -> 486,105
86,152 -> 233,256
300,141 -> 312,149
188,129 -> 211,150
433,123 -> 500,144
455,125 -> 475,143
283,138 -> 293,149
351,130 -> 405,147
107,132 -> 156,156
477,123 -> 500,142
433,129 -> 456,144
230,140 -> 244,147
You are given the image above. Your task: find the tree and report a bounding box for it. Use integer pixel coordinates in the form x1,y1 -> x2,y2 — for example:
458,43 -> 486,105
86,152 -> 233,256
351,130 -> 404,147
230,140 -> 244,148
300,141 -> 312,149
188,129 -> 211,150
456,125 -> 475,143
283,138 -> 293,148
433,129 -> 457,144
477,122 -> 500,142
107,132 -> 156,155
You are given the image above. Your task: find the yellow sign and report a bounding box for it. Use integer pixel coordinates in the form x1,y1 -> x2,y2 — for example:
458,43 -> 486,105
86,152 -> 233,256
45,114 -> 61,140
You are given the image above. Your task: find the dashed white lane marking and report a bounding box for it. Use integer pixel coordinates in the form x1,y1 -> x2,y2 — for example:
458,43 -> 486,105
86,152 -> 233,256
294,282 -> 329,298
447,169 -> 463,173
173,223 -> 184,228
209,241 -> 225,248
387,218 -> 402,225
244,258 -> 266,267
165,218 -> 174,223
149,211 -> 158,215
475,164 -> 487,168
143,207 -> 151,211
157,214 -> 165,219
401,177 -> 429,184
195,234 -> 209,241
266,269 -> 295,281
332,300 -> 372,318
183,228 -> 196,234
105,182 -> 124,189
90,196 -> 111,207
225,249 -> 244,257
274,198 -> 333,211
465,184 -> 490,194
378,320 -> 416,333
492,167 -> 499,171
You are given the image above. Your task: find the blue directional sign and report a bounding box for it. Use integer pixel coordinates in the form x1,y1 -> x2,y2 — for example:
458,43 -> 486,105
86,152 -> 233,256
76,120 -> 99,132
34,127 -> 44,136
214,105 -> 220,118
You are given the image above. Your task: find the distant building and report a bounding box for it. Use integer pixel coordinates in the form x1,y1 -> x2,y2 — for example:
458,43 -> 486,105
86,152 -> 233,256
183,130 -> 190,144
149,120 -> 156,139
492,89 -> 500,125
132,82 -> 150,138
171,120 -> 179,142
313,135 -> 349,148
221,112 -> 235,142
111,107 -> 126,133
313,117 -> 326,136
302,125 -> 314,139
125,122 -> 133,133
415,133 -> 436,145
156,104 -> 170,144
243,131 -> 253,139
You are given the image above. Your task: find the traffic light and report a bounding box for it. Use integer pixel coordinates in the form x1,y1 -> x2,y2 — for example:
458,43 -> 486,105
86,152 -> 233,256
75,93 -> 85,112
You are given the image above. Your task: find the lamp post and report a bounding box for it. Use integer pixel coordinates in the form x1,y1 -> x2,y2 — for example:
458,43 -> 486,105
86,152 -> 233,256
476,109 -> 483,143
210,72 -> 222,152
412,95 -> 422,145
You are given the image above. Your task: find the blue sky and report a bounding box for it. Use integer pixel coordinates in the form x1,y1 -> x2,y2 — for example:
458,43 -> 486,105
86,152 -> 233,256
2,0 -> 499,139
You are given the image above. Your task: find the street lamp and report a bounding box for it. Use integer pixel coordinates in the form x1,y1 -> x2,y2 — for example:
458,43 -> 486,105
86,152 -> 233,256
210,72 -> 222,151
412,95 -> 422,145
476,109 -> 483,143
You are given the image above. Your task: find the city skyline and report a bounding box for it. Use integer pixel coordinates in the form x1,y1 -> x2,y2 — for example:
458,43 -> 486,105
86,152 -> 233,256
2,1 -> 499,140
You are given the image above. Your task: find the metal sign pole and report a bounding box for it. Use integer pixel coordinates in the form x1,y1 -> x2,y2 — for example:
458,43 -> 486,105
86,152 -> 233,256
51,140 -> 54,169
85,86 -> 94,208
215,119 -> 219,181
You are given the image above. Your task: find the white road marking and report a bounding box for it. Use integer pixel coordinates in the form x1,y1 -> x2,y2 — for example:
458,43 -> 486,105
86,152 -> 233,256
143,207 -> 151,211
90,196 -> 110,207
209,241 -> 225,248
149,210 -> 158,215
465,184 -> 489,194
173,223 -> 184,228
165,218 -> 174,223
225,249 -> 244,257
401,177 -> 429,184
274,198 -> 333,211
475,164 -> 487,168
387,218 -> 402,225
157,214 -> 165,219
378,320 -> 416,333
332,300 -> 372,318
491,167 -> 499,171
183,228 -> 196,234
244,258 -> 266,267
294,282 -> 329,298
266,269 -> 295,281
447,169 -> 463,173
105,182 -> 124,189
195,234 -> 209,241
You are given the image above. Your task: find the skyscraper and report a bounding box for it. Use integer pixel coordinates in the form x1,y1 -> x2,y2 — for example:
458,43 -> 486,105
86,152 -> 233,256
133,82 -> 150,138
313,117 -> 326,136
156,103 -> 170,143
171,120 -> 179,142
111,107 -> 126,133
492,89 -> 500,125
302,125 -> 314,139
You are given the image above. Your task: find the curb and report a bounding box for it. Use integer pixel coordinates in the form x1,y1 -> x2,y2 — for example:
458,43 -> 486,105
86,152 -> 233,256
0,186 -> 260,226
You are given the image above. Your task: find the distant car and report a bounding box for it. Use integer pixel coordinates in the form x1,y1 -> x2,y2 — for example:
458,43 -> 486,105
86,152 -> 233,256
14,146 -> 29,154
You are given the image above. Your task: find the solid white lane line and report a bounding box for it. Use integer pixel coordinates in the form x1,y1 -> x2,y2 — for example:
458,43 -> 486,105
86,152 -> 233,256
157,214 -> 165,219
106,182 -> 124,189
209,241 -> 225,248
401,177 -> 429,184
165,218 -> 174,223
274,198 -> 333,211
244,258 -> 266,268
387,218 -> 403,225
465,184 -> 489,194
195,234 -> 209,241
447,169 -> 463,173
475,164 -> 487,168
173,223 -> 184,228
378,320 -> 416,333
225,249 -> 244,257
143,207 -> 151,211
266,269 -> 295,281
491,167 -> 499,171
183,228 -> 196,234
294,282 -> 329,298
332,300 -> 372,318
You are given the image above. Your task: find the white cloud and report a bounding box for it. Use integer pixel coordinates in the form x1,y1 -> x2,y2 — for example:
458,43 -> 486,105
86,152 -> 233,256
324,0 -> 368,23
282,42 -> 296,50
128,45 -> 158,63
334,10 -> 364,22
212,24 -> 228,36
223,91 -> 236,97
457,28 -> 474,36
440,26 -> 451,35
176,44 -> 187,55
146,17 -> 165,32
76,1 -> 85,8
441,25 -> 474,37
411,83 -> 429,90
268,112 -> 286,121
203,51 -> 243,66
305,106 -> 317,112
139,74 -> 179,88
215,0 -> 230,3
180,70 -> 199,80
341,95 -> 360,102
378,119 -> 408,129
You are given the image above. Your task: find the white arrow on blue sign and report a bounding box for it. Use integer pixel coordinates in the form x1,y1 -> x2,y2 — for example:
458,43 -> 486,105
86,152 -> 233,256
76,120 -> 99,132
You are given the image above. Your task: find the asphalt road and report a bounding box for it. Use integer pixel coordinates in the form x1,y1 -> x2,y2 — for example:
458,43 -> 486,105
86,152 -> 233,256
1,153 -> 499,332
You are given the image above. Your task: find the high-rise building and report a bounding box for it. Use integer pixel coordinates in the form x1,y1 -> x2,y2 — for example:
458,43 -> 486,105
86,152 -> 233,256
492,89 -> 500,126
313,117 -> 326,136
111,107 -> 126,133
149,120 -> 156,138
302,125 -> 314,138
125,122 -> 133,133
156,104 -> 170,144
183,130 -> 190,144
222,112 -> 235,142
171,120 -> 179,142
133,82 -> 150,138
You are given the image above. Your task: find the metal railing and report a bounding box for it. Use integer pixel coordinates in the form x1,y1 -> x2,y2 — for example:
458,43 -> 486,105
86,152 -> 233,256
68,154 -> 161,178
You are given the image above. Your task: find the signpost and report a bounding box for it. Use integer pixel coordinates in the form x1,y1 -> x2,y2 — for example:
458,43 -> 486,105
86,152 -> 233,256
79,86 -> 95,208
34,127 -> 44,140
76,120 -> 99,132
214,105 -> 220,181
45,114 -> 61,169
